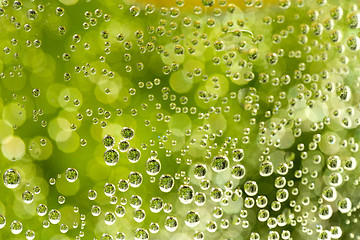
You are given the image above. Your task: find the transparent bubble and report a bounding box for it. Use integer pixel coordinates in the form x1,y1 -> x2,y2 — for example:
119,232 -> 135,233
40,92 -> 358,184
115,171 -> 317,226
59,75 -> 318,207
193,164 -> 207,179
210,187 -> 223,202
133,209 -> 146,222
13,0 -> 23,10
115,205 -> 125,217
149,222 -> 159,234
0,214 -> 6,229
10,220 -> 22,234
118,179 -> 129,192
27,9 -> 38,20
22,191 -> 34,204
206,221 -> 217,232
256,195 -> 268,208
101,233 -> 113,240
259,161 -> 274,177
25,229 -> 35,240
318,204 -> 333,220
178,184 -> 194,204
145,158 -> 161,175
32,88 -> 40,97
266,53 -> 278,65
104,212 -> 116,225
330,226 -> 342,239
344,156 -> 357,170
118,140 -> 130,152
37,204 -> 48,216
164,216 -> 178,232
48,209 -> 61,224
258,209 -> 270,222
244,181 -> 258,196
3,169 -> 21,189
88,189 -> 97,200
103,135 -> 115,148
121,127 -> 134,140
129,6 -> 140,17
128,172 -> 143,188
211,156 -> 229,172
104,149 -> 119,166
276,189 -> 289,202
185,211 -> 200,227
232,165 -> 246,179
134,228 -> 149,240
194,192 -> 206,206
159,174 -> 174,192
91,205 -> 101,216
129,195 -> 142,208
337,197 -> 352,213
322,186 -> 337,202
55,7 -> 64,17
127,148 -> 141,163
104,183 -> 116,196
232,148 -> 244,161
149,197 -> 163,213
250,232 -> 260,240
65,168 -> 78,182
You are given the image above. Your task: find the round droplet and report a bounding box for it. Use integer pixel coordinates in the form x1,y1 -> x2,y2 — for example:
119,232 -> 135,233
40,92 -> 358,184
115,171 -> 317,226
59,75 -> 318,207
232,165 -> 246,179
103,135 -> 115,148
164,216 -> 178,232
159,174 -> 174,192
88,189 -> 97,200
145,158 -> 161,175
211,156 -> 229,172
121,127 -> 134,140
118,140 -> 130,152
115,205 -> 125,217
10,220 -> 22,234
337,198 -> 352,213
134,228 -> 149,240
178,185 -> 194,204
244,181 -> 258,196
104,149 -> 119,166
127,148 -> 141,163
104,212 -> 116,225
185,211 -> 200,227
318,204 -> 333,220
0,214 -> 6,229
27,9 -> 38,20
133,209 -> 146,222
149,197 -> 163,213
3,169 -> 21,189
193,164 -> 207,179
128,172 -> 143,188
48,209 -> 61,224
232,149 -> 244,161
65,168 -> 78,182
37,204 -> 48,216
104,183 -> 116,196
118,179 -> 129,192
32,88 -> 40,97
22,191 -> 34,204
259,161 -> 274,177
25,229 -> 35,240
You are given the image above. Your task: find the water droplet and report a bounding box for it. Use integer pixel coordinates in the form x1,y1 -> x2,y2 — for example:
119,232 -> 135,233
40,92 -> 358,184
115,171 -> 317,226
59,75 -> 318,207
104,149 -> 119,166
65,168 -> 78,182
10,220 -> 22,234
211,156 -> 229,172
3,169 -> 21,189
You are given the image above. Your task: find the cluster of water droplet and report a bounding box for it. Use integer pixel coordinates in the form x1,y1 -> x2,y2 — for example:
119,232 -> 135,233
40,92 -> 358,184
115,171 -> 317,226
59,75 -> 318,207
0,0 -> 360,239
